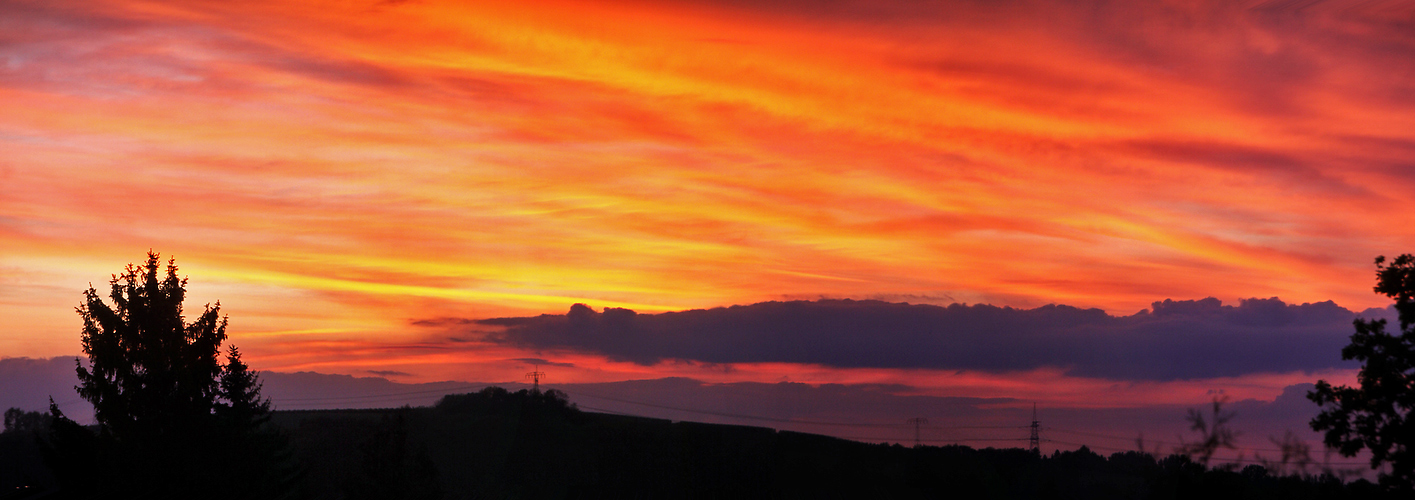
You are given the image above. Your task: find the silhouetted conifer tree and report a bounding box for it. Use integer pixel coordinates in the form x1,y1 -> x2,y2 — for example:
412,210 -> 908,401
46,252 -> 302,499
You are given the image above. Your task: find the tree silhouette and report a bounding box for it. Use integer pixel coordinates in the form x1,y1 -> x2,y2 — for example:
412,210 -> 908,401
2,408 -> 50,435
217,345 -> 272,430
47,252 -> 301,499
1175,396 -> 1239,469
1310,254 -> 1415,491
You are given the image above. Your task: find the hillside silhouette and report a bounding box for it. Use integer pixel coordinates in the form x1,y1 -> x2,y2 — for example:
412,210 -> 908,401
276,387 -> 1386,499
0,385 -> 1397,499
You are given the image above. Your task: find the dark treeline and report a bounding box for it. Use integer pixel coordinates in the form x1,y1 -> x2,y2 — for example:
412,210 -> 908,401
0,386 -> 1396,499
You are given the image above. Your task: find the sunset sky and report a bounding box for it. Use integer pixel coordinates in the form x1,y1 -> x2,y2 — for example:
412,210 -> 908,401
4,0 -> 1415,442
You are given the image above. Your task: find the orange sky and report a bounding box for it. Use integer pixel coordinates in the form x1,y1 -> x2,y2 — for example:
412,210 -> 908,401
3,0 -> 1414,407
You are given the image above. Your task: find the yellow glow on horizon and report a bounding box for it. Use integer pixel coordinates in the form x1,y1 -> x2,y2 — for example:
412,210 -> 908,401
201,268 -> 687,313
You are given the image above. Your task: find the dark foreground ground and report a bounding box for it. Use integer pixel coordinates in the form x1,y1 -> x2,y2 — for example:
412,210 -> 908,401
0,388 -> 1396,499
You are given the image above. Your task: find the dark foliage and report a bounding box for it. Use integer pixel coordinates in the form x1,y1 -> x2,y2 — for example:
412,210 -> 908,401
0,408 -> 55,495
1310,254 -> 1415,491
344,410 -> 441,500
43,252 -> 301,499
2,409 -> 49,436
1176,397 -> 1239,469
434,386 -> 577,414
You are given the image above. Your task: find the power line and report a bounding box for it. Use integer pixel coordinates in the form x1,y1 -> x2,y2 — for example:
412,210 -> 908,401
575,403 -> 1031,446
1042,438 -> 1372,467
836,436 -> 1031,444
569,388 -> 892,428
570,387 -> 1026,429
575,404 -> 652,418
907,417 -> 928,447
1045,427 -> 1328,455
50,397 -> 86,408
272,384 -> 485,402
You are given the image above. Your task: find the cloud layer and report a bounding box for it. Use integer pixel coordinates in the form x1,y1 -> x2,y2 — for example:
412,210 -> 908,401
480,298 -> 1384,380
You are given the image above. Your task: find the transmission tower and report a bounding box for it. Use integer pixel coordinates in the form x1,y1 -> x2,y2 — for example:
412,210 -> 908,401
525,365 -> 545,393
1029,402 -> 1040,453
906,417 -> 928,447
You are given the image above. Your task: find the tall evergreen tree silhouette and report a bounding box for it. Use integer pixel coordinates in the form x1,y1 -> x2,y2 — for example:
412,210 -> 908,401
216,345 -> 304,498
47,252 -> 301,499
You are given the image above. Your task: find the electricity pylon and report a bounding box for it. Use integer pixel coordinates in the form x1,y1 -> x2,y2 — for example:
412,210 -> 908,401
907,417 -> 929,448
525,365 -> 545,393
1029,403 -> 1041,453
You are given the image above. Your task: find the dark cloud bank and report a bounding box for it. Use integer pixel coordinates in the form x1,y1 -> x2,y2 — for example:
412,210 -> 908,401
474,298 -> 1390,381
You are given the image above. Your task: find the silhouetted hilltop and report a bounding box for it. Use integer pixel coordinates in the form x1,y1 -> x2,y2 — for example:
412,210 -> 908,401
262,387 -> 1387,500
